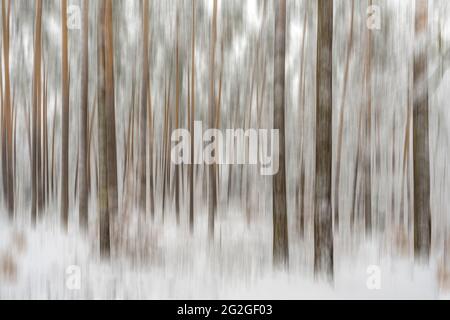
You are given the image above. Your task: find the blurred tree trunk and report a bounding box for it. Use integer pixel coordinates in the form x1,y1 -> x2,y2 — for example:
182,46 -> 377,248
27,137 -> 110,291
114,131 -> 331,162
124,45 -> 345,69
174,11 -> 181,225
61,0 -> 70,231
98,0 -> 110,258
413,0 -> 431,262
147,77 -> 155,219
105,0 -> 119,222
272,0 -> 289,268
189,0 -> 196,234
334,0 -> 354,233
297,5 -> 308,238
208,0 -> 218,239
79,0 -> 89,231
2,0 -> 13,218
314,0 -> 334,281
138,0 -> 149,215
363,0 -> 373,237
31,0 -> 42,225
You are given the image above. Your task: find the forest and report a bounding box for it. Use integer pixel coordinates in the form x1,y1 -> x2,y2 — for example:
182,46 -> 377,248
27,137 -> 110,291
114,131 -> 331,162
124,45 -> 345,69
0,0 -> 450,299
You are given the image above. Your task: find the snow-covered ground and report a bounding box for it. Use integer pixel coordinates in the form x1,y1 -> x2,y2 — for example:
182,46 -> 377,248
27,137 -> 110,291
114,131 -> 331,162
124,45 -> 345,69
0,210 -> 447,300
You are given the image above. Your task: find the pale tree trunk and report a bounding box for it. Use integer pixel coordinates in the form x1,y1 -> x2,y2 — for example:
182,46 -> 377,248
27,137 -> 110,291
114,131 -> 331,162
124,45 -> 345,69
208,0 -> 218,239
363,0 -> 373,237
334,0 -> 354,233
105,0 -> 118,223
297,5 -> 308,238
31,0 -> 42,225
189,0 -> 196,234
138,0 -> 149,215
314,0 -> 334,281
61,0 -> 70,231
413,0 -> 431,262
98,0 -> 110,259
272,0 -> 289,268
79,0 -> 89,231
2,0 -> 13,218
174,11 -> 181,225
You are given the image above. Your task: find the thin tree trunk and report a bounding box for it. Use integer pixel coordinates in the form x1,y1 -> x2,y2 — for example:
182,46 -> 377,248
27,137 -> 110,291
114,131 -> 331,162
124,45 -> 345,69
363,0 -> 373,236
272,0 -> 289,268
189,0 -> 196,234
105,0 -> 119,223
79,0 -> 89,231
98,0 -> 110,259
61,0 -> 70,231
31,0 -> 42,225
138,0 -> 149,215
174,11 -> 181,225
297,5 -> 308,238
334,0 -> 354,233
208,0 -> 218,239
2,0 -> 13,218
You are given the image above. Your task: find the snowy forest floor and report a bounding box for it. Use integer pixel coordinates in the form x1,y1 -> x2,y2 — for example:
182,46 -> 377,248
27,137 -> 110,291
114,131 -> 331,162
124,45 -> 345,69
0,204 -> 448,300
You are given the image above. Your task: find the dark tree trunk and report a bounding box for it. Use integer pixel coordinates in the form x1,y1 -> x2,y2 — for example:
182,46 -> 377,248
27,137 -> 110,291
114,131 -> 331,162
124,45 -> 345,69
314,0 -> 334,282
272,0 -> 289,268
98,0 -> 110,259
79,0 -> 89,231
413,0 -> 431,262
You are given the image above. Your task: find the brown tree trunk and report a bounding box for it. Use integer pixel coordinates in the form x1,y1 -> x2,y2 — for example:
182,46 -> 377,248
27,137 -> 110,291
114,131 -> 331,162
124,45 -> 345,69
2,0 -> 13,218
105,0 -> 119,223
138,0 -> 149,215
413,0 -> 431,262
272,0 -> 289,268
314,0 -> 334,281
98,0 -> 110,259
79,0 -> 89,231
31,0 -> 42,225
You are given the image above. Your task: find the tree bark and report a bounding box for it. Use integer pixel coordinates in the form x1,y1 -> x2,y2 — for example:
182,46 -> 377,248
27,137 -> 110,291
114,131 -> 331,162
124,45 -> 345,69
189,0 -> 196,234
105,0 -> 119,223
272,0 -> 289,268
61,0 -> 70,231
413,0 -> 431,262
2,0 -> 14,218
208,0 -> 218,239
314,0 -> 334,281
98,0 -> 110,259
138,0 -> 149,215
79,0 -> 89,231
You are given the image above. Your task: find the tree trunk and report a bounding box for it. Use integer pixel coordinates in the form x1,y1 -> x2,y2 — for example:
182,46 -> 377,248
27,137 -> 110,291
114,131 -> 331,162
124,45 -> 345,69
31,0 -> 42,225
138,0 -> 149,215
272,0 -> 289,268
2,0 -> 14,218
79,0 -> 89,231
208,0 -> 218,239
61,0 -> 70,231
98,0 -> 110,259
314,0 -> 334,281
105,0 -> 118,223
189,0 -> 196,234
174,11 -> 181,225
413,0 -> 431,262
363,0 -> 373,237
334,0 -> 354,233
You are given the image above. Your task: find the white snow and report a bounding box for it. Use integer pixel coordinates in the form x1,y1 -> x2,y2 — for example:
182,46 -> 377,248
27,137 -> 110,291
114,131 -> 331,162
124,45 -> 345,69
0,211 -> 446,300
